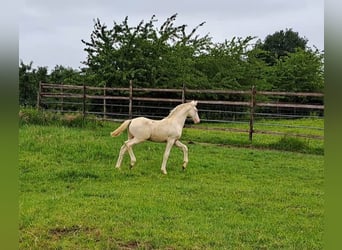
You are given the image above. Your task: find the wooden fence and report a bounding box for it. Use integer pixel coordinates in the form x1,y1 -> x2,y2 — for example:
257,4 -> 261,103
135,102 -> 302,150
37,81 -> 324,141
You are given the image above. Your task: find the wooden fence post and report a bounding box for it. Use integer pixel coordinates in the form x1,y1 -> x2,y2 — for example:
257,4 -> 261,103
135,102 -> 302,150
182,83 -> 186,103
36,81 -> 42,110
60,82 -> 64,112
103,85 -> 106,119
129,80 -> 133,119
82,84 -> 86,120
249,86 -> 256,142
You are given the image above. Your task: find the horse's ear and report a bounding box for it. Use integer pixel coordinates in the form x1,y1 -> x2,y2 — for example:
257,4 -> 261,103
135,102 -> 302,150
190,100 -> 198,106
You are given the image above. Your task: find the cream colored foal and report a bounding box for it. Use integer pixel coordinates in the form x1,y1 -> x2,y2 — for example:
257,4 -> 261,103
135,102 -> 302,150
110,100 -> 200,174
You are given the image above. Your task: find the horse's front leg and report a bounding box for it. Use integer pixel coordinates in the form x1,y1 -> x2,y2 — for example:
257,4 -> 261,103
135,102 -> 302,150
175,140 -> 188,170
161,139 -> 176,175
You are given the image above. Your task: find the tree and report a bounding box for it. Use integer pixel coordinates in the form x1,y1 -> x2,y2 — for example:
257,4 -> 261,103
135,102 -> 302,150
193,36 -> 271,90
81,14 -> 211,88
270,47 -> 324,92
49,65 -> 83,85
257,28 -> 308,65
19,61 -> 49,106
19,61 -> 85,106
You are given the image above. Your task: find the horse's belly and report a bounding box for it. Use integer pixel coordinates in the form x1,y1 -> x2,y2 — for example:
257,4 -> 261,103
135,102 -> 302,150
150,126 -> 181,142
149,134 -> 168,142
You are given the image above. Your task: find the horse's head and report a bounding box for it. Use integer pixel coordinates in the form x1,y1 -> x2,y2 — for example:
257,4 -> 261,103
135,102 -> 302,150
188,100 -> 200,124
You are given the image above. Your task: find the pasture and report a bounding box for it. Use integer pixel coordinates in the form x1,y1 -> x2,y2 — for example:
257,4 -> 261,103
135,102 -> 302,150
19,121 -> 323,249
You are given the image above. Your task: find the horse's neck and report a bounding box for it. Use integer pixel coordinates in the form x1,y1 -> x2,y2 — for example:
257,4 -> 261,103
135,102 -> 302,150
166,108 -> 188,127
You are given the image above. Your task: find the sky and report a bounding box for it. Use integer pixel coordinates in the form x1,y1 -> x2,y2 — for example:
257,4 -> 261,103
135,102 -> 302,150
19,0 -> 324,71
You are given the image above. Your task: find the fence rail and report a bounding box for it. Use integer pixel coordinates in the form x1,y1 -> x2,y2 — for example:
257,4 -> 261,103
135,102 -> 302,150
37,81 -> 324,141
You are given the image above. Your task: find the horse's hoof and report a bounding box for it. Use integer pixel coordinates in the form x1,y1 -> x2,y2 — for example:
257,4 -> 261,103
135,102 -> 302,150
182,166 -> 186,171
161,170 -> 167,175
130,161 -> 136,169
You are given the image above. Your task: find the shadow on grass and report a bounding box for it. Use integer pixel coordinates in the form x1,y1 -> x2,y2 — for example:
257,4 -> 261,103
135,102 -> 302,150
56,170 -> 99,182
266,136 -> 324,155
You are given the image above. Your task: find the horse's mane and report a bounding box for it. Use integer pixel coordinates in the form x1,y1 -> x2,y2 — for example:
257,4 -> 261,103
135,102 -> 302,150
167,103 -> 189,118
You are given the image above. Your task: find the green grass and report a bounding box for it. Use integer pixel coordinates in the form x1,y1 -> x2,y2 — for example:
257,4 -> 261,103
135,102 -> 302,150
19,123 -> 324,249
183,119 -> 324,155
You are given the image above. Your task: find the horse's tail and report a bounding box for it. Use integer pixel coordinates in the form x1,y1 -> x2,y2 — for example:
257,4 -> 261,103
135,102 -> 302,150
110,120 -> 132,137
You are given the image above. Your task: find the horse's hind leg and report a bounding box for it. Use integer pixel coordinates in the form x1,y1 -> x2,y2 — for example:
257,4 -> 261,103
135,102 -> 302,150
115,134 -> 142,169
125,132 -> 136,168
115,143 -> 128,169
125,137 -> 144,168
127,147 -> 136,168
175,140 -> 188,170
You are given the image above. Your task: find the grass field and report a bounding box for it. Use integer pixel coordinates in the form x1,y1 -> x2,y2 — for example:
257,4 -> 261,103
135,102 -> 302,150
184,117 -> 324,155
19,121 -> 324,249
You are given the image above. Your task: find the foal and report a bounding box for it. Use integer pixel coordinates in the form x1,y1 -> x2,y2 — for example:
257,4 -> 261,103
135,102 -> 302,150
110,100 -> 200,174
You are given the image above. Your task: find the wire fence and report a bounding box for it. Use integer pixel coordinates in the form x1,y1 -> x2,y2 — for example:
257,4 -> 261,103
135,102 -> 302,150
37,81 -> 324,141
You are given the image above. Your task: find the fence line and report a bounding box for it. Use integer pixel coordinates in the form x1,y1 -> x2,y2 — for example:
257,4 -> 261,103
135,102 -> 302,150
37,81 -> 324,141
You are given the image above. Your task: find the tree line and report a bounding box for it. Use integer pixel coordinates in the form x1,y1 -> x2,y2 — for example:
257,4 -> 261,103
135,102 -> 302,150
20,14 -> 324,106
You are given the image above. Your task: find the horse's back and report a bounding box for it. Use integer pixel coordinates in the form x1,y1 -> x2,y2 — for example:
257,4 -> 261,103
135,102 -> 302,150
131,117 -> 155,126
128,117 -> 154,139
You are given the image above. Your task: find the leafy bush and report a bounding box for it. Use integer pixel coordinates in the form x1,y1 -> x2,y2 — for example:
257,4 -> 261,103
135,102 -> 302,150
19,108 -> 60,126
19,108 -> 101,128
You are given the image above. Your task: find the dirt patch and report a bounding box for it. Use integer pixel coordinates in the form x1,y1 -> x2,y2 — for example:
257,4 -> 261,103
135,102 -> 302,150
48,225 -> 101,240
116,240 -> 155,250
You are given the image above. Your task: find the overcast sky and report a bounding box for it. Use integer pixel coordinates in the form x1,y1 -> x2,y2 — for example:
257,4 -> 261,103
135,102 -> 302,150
19,0 -> 324,71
